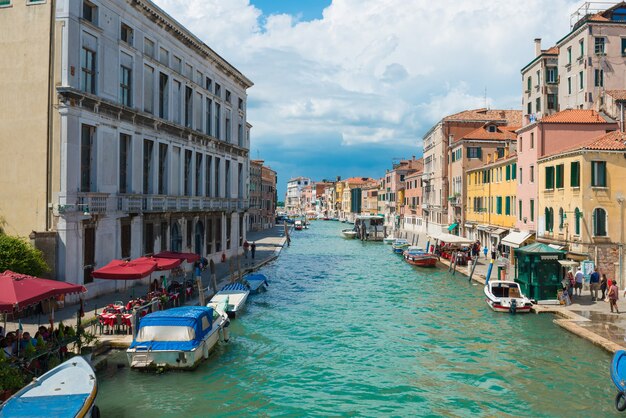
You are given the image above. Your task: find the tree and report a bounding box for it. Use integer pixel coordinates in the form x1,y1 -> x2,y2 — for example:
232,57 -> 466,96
0,234 -> 49,277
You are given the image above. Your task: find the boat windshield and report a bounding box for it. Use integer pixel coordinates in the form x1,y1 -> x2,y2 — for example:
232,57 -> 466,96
135,325 -> 195,342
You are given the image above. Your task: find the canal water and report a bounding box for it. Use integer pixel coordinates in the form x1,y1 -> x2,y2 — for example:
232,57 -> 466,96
97,221 -> 616,417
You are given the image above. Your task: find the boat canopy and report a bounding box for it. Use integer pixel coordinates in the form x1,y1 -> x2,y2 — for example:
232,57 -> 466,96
130,306 -> 214,351
429,233 -> 473,245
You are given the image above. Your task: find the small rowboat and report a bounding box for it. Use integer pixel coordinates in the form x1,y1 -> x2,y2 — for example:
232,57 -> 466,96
403,246 -> 438,267
244,273 -> 269,294
0,356 -> 99,417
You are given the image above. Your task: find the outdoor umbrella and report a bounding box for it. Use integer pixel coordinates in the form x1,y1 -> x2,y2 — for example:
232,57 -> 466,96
134,256 -> 182,271
91,259 -> 157,280
0,270 -> 87,312
153,251 -> 200,263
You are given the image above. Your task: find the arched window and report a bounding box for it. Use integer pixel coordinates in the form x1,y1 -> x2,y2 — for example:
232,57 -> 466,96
171,223 -> 182,252
545,207 -> 550,231
559,208 -> 564,230
593,208 -> 607,237
574,208 -> 581,235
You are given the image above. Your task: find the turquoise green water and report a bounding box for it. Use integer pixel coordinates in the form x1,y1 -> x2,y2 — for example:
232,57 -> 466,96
97,222 -> 617,417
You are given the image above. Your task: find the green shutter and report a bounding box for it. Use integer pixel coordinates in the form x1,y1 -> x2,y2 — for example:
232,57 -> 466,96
477,148 -> 482,159
555,164 -> 563,188
570,161 -> 580,187
530,200 -> 534,221
506,165 -> 511,181
512,163 -> 517,180
505,197 -> 510,215
496,197 -> 502,215
519,200 -> 523,220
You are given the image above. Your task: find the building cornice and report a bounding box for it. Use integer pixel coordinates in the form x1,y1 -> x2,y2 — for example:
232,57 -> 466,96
538,148 -> 626,163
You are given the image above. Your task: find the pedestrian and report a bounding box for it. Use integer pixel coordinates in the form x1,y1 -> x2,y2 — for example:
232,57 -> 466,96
209,258 -> 217,294
609,281 -> 621,313
483,246 -> 488,259
243,240 -> 250,259
574,267 -> 584,297
251,242 -> 256,259
567,270 -> 575,298
600,273 -> 608,300
589,267 -> 600,301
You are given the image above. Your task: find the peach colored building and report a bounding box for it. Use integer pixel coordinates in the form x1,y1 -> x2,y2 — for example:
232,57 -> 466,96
402,168 -> 424,234
515,109 -> 618,238
521,39 -> 558,125
380,157 -> 422,230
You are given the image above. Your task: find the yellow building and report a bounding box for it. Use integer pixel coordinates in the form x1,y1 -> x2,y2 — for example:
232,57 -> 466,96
537,131 -> 626,286
334,181 -> 344,218
465,153 -> 518,251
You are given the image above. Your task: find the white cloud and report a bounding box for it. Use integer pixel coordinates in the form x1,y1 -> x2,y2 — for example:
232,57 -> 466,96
153,0 -> 581,181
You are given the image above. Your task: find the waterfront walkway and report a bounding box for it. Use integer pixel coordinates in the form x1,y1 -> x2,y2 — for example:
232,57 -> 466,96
4,225 -> 288,342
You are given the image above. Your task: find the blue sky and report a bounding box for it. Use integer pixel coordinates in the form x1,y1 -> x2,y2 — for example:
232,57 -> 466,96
155,0 -> 581,198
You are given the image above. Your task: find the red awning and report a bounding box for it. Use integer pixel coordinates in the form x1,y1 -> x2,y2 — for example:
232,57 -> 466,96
153,251 -> 200,263
91,259 -> 157,280
0,270 -> 87,312
134,256 -> 182,271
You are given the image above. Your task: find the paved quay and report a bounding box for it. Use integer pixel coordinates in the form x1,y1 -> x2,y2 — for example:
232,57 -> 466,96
4,225 -> 289,349
399,229 -> 626,354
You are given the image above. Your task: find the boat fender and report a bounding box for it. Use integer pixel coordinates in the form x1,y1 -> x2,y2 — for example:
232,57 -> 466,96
203,343 -> 210,360
616,392 -> 626,412
509,299 -> 517,314
222,324 -> 230,342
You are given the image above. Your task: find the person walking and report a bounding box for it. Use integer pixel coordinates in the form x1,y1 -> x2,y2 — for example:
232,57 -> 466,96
600,273 -> 608,300
482,246 -> 488,259
243,240 -> 250,259
608,281 -> 620,313
251,242 -> 256,260
574,267 -> 584,297
589,267 -> 600,301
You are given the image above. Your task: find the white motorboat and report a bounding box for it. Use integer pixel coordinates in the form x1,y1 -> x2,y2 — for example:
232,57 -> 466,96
484,280 -> 533,313
354,215 -> 385,241
127,305 -> 230,370
341,229 -> 357,239
244,273 -> 269,294
0,355 -> 99,417
383,236 -> 396,245
209,282 -> 250,319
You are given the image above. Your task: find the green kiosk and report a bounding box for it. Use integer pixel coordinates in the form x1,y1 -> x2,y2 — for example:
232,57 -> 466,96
514,242 -> 565,301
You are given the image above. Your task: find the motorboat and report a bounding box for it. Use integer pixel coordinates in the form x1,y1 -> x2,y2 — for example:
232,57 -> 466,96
341,229 -> 357,239
403,246 -> 438,267
244,273 -> 269,294
383,236 -> 396,245
0,355 -> 99,417
483,280 -> 533,313
611,350 -> 626,412
294,220 -> 303,231
354,216 -> 385,241
209,282 -> 250,319
391,239 -> 410,254
127,306 -> 229,370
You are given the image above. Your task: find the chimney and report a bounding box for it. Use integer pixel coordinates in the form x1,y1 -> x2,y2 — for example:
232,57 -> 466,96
534,38 -> 542,57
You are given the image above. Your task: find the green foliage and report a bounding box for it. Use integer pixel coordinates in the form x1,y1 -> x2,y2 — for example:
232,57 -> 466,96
0,234 -> 49,277
0,362 -> 26,391
36,335 -> 45,351
24,341 -> 35,358
57,323 -> 65,340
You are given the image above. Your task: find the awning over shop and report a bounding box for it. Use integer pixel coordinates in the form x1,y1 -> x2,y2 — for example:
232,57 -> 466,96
153,251 -> 200,263
476,225 -> 491,232
92,259 -> 157,280
548,244 -> 565,250
430,233 -> 474,245
490,228 -> 507,236
558,260 -> 579,267
134,256 -> 182,271
447,223 -> 458,231
501,231 -> 533,248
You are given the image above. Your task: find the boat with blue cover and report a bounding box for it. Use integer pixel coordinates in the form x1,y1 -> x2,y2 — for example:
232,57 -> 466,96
244,273 -> 269,294
611,350 -> 626,411
126,305 -> 229,370
209,282 -> 250,319
0,355 -> 98,418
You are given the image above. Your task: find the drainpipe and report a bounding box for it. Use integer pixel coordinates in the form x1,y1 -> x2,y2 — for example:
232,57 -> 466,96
45,0 -> 57,231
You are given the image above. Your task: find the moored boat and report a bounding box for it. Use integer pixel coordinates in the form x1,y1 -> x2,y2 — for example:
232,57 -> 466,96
209,282 -> 250,318
127,306 -> 229,370
294,220 -> 304,230
0,356 -> 99,418
483,280 -> 533,313
391,239 -> 410,253
244,273 -> 269,294
403,246 -> 438,267
341,229 -> 357,239
383,236 -> 396,245
611,350 -> 626,411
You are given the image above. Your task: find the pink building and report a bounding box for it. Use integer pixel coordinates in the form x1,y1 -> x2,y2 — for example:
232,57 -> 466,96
515,109 -> 617,235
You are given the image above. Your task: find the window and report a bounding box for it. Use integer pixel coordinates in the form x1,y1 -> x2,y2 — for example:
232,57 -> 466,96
535,98 -> 541,112
530,199 -> 535,222
81,47 -> 96,94
83,224 -> 95,284
205,155 -> 212,196
173,80 -> 182,124
184,86 -> 193,128
143,140 -> 154,194
519,167 -> 523,184
206,77 -> 212,92
574,208 -> 581,235
579,38 -> 584,57
215,83 -> 221,98
545,207 -> 554,232
143,65 -> 154,113
225,160 -> 231,198
194,92 -> 202,131
519,200 -> 523,220
591,161 -> 607,187
225,90 -> 231,103
215,102 -> 221,139
559,208 -> 564,229
196,70 -> 203,86
594,69 -> 604,87
595,37 -> 606,54
546,67 -> 557,84
144,38 -> 155,58
184,150 -> 192,196
121,23 -> 133,46
172,56 -> 182,73
238,123 -> 243,147
121,222 -> 131,259
158,143 -> 168,195
144,223 -> 154,255
120,65 -> 132,107
205,98 -> 212,135
555,164 -> 564,188
530,165 -> 534,183
238,97 -> 244,110
570,161 -> 580,187
159,47 -> 169,66
214,158 -> 220,198
593,208 -> 607,236
547,94 -> 557,110
497,148 -> 505,158
545,166 -> 555,189
579,71 -> 584,90
567,47 -> 572,64
195,153 -> 203,196
568,77 -> 572,94
81,124 -> 95,192
527,76 -> 531,91
505,196 -> 511,215
467,147 -> 482,159
159,73 -> 169,119
184,63 -> 192,79
119,133 -> 131,194
83,1 -> 97,24
0,0 -> 11,7
622,38 -> 626,56
527,102 -> 532,115
225,109 -> 231,142
530,132 -> 534,149
512,163 -> 517,180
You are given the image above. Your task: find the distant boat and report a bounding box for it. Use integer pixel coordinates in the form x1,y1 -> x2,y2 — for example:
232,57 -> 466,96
244,273 -> 269,294
0,355 -> 99,417
209,282 -> 250,319
484,280 -> 533,313
383,236 -> 396,245
127,306 -> 230,370
341,229 -> 357,239
391,239 -> 410,253
294,220 -> 304,231
403,246 -> 438,267
354,216 -> 385,241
